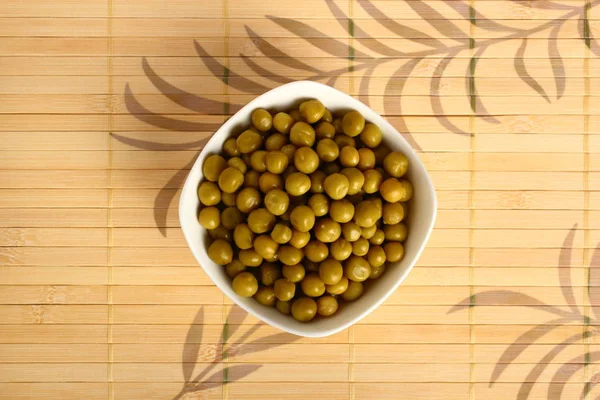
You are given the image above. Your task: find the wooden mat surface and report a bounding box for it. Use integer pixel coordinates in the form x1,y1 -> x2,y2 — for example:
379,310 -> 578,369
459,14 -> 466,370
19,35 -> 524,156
2,0 -> 600,399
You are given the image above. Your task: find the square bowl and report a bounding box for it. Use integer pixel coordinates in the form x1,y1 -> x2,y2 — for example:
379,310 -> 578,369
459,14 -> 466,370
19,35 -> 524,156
179,80 -> 437,337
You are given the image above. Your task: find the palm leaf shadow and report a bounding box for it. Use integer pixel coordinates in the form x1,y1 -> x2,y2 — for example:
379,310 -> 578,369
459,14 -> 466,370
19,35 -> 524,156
448,227 -> 600,400
173,305 -> 299,400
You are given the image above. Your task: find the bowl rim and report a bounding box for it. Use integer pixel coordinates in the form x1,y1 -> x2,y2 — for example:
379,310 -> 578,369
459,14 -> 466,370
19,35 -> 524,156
179,80 -> 437,337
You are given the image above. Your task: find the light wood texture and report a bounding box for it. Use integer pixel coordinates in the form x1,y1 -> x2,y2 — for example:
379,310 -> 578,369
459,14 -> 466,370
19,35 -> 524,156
1,0 -> 599,399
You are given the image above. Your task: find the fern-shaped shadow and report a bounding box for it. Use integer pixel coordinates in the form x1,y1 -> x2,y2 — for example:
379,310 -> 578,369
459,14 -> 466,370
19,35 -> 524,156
449,225 -> 600,400
172,305 -> 299,400
113,0 -> 600,236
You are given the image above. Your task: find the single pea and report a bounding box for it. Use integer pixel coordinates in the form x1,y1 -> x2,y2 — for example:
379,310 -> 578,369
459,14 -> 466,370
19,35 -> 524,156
290,121 -> 316,147
383,152 -> 409,177
273,112 -> 295,134
236,130 -> 263,154
367,245 -> 386,268
221,207 -> 244,230
203,154 -> 227,182
319,258 -> 344,285
218,167 -> 244,193
249,150 -> 268,172
400,180 -> 413,202
289,109 -> 302,122
228,156 -> 247,173
317,295 -> 339,317
361,224 -> 377,240
369,229 -> 385,245
226,259 -> 246,279
236,187 -> 262,213
291,297 -> 317,322
344,255 -> 371,282
208,225 -> 232,242
223,138 -> 240,157
354,200 -> 381,228
341,281 -> 364,301
265,151 -> 289,174
308,193 -> 330,217
305,240 -> 329,263
301,273 -> 326,297
340,168 -> 365,196
232,272 -> 258,297
321,162 -> 341,175
274,278 -> 296,301
352,237 -> 370,257
244,170 -> 260,189
299,99 -> 326,123
198,206 -> 220,230
380,178 -> 406,203
339,146 -> 360,167
198,181 -> 221,206
281,144 -> 297,162
323,173 -> 349,200
241,153 -> 252,167
271,223 -> 292,244
362,169 -> 383,194
329,199 -> 355,224
260,262 -> 282,286
285,172 -> 311,196
314,217 -> 342,243
282,263 -> 306,283
383,202 -> 405,225
384,223 -> 408,242
332,117 -> 344,133
316,139 -> 340,162
258,172 -> 284,194
310,170 -> 327,193
276,300 -> 292,315
247,208 -> 276,234
369,264 -> 386,279
384,242 -> 405,262
277,245 -> 304,265
254,286 -> 276,306
359,123 -> 383,148
357,148 -> 376,171
290,205 -> 315,233
239,249 -> 263,267
304,260 -> 319,272
315,121 -> 336,139
342,222 -> 362,242
326,276 -> 349,295
342,110 -> 365,137
265,133 -> 288,151
233,223 -> 255,250
254,234 -> 279,260
334,134 -> 356,149
208,239 -> 233,265
330,238 -> 353,261
294,146 -> 320,174
251,108 -> 273,132
264,189 -> 290,216
289,229 -> 311,249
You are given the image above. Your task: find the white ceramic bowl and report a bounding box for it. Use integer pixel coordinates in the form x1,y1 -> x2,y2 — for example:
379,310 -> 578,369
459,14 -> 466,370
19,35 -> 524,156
179,81 -> 437,337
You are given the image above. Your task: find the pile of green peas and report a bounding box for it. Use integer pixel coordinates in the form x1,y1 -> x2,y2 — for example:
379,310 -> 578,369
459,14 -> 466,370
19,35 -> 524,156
198,99 -> 412,322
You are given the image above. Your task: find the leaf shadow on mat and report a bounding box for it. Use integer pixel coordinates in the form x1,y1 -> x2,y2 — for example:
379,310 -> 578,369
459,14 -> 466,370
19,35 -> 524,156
171,305 -> 300,400
449,226 -> 600,400
115,0 -> 597,237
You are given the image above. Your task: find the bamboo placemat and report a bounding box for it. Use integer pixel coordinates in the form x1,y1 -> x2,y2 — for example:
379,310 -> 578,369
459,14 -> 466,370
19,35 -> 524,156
1,0 -> 600,399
